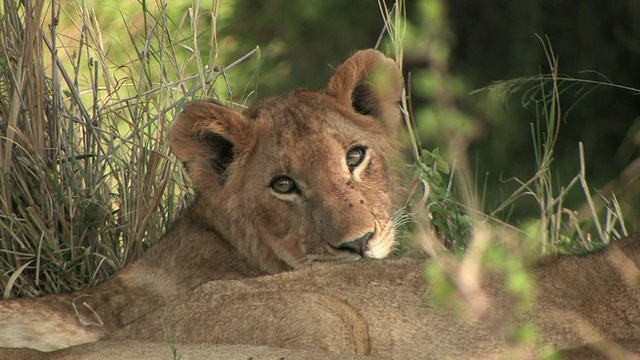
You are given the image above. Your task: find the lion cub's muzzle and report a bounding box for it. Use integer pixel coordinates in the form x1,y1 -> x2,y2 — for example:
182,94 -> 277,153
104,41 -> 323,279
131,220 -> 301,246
327,231 -> 374,262
334,231 -> 373,257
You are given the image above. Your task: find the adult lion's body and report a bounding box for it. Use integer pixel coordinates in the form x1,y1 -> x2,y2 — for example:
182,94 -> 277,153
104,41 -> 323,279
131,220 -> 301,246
104,234 -> 639,359
0,49 -> 405,351
5,234 -> 639,359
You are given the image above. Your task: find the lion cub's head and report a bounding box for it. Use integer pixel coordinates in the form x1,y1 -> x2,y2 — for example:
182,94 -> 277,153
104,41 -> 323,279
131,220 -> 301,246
169,49 -> 404,273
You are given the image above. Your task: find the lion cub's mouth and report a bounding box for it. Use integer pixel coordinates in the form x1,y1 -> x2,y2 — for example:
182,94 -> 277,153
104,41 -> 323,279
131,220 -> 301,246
313,250 -> 363,263
336,232 -> 371,255
314,225 -> 395,263
322,231 -> 371,263
305,240 -> 368,264
302,220 -> 395,265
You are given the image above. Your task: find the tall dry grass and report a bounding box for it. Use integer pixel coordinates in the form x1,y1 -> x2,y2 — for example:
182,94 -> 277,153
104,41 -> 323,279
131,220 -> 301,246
0,0 -> 249,298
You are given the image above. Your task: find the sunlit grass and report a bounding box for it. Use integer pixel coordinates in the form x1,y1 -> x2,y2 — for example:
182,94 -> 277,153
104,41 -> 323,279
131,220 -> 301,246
0,0 -> 260,298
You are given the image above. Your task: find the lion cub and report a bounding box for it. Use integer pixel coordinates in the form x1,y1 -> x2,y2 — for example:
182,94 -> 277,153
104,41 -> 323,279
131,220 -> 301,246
0,49 -> 405,351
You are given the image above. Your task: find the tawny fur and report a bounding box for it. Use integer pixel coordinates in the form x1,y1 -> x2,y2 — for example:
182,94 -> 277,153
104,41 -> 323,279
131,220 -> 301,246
0,49 -> 405,351
5,234 -> 639,359
105,234 -> 640,359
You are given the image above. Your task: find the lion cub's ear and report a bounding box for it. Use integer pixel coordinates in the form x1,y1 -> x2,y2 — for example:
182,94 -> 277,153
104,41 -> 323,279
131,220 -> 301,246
325,49 -> 403,133
169,101 -> 251,186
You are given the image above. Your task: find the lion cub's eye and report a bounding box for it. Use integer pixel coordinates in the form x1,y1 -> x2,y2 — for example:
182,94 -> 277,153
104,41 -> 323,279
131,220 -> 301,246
271,176 -> 298,194
346,146 -> 366,169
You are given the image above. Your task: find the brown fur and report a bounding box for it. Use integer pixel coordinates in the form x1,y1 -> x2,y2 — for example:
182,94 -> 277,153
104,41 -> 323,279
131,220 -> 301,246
5,234 -> 639,359
0,49 -> 405,351
0,342 -> 372,360
102,234 -> 640,359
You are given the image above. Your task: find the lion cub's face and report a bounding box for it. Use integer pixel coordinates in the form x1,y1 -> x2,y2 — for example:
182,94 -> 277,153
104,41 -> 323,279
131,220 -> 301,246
169,50 -> 404,273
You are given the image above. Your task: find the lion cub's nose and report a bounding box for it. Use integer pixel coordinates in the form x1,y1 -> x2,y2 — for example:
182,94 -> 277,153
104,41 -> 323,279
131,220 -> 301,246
337,232 -> 373,257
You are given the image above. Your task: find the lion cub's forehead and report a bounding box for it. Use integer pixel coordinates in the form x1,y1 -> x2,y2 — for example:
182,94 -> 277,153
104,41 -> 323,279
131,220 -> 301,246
246,91 -> 362,146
